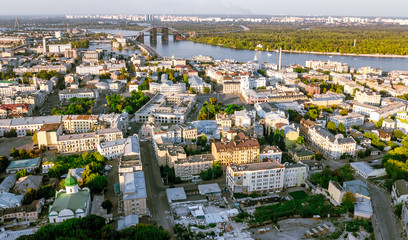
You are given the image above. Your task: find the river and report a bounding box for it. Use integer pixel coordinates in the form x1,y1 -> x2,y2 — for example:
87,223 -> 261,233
90,29 -> 408,72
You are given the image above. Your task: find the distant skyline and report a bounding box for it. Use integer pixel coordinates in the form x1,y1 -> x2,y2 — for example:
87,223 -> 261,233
1,0 -> 408,18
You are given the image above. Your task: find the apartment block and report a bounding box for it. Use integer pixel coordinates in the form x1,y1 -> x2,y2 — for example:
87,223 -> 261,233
174,154 -> 215,181
226,160 -> 285,194
211,133 -> 260,168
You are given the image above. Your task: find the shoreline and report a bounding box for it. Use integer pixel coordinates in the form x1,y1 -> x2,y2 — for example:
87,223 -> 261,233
192,40 -> 408,59
280,50 -> 408,59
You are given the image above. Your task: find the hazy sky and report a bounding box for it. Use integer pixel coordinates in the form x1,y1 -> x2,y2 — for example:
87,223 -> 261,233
1,0 -> 408,17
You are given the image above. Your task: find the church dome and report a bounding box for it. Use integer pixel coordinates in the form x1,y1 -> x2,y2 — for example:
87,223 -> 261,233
65,173 -> 77,187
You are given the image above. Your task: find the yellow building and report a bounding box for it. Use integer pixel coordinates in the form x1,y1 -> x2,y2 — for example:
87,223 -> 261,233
37,123 -> 63,149
211,133 -> 260,168
62,115 -> 98,133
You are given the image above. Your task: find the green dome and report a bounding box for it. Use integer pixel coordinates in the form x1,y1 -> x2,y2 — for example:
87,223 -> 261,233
65,173 -> 77,187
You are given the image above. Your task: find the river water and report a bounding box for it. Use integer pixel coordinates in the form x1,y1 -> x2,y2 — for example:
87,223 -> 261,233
90,29 -> 408,72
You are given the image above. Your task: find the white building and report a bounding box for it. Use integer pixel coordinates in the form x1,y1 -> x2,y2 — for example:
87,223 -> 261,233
123,171 -> 147,216
48,174 -> 90,223
305,60 -> 349,73
234,110 -> 255,127
97,138 -> 127,159
328,112 -> 365,129
189,75 -> 211,93
283,163 -> 307,188
58,88 -> 98,101
392,179 -> 408,205
48,43 -> 72,53
10,116 -> 62,137
149,81 -> 186,94
226,161 -> 285,194
308,126 -> 356,159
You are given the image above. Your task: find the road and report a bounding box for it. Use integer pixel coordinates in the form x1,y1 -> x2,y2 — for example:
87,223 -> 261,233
139,141 -> 173,231
368,182 -> 402,240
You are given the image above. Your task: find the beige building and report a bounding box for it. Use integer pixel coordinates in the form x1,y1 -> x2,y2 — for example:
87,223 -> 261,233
37,123 -> 63,149
96,127 -> 123,142
167,146 -> 187,168
223,81 -> 241,94
328,180 -> 345,205
57,132 -> 99,153
62,115 -> 98,133
211,133 -> 260,168
354,90 -> 381,106
216,113 -> 233,128
179,124 -> 198,141
123,171 -> 147,216
174,154 -> 215,181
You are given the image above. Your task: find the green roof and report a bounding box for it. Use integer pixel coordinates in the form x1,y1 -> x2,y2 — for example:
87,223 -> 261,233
7,158 -> 41,170
0,80 -> 13,84
49,189 -> 90,215
65,173 -> 77,187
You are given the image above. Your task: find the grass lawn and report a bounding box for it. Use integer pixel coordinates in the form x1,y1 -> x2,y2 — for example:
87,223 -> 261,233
289,190 -> 308,200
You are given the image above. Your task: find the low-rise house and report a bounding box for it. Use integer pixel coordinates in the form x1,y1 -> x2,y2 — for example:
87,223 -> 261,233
259,145 -> 282,162
300,160 -> 323,174
343,180 -> 370,200
0,200 -> 41,224
14,175 -> 43,193
0,175 -> 16,193
350,162 -> 387,179
0,192 -> 23,209
68,168 -> 85,184
288,144 -> 315,162
392,179 -> 408,205
401,202 -> 408,235
6,158 -> 41,174
354,197 -> 373,219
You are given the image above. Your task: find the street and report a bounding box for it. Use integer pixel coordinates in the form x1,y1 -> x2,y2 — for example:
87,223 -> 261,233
368,181 -> 402,240
139,141 -> 172,231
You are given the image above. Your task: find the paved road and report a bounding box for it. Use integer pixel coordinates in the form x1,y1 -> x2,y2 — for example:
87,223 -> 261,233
368,182 -> 402,240
139,141 -> 173,231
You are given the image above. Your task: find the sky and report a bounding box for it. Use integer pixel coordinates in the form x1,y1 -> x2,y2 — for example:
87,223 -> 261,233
1,0 -> 408,17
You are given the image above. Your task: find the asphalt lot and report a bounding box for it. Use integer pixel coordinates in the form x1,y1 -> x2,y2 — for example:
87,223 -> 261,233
0,137 -> 33,157
368,181 -> 402,240
139,141 -> 173,231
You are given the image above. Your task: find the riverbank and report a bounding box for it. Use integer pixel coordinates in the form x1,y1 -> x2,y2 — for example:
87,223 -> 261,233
280,49 -> 408,59
190,40 -> 408,59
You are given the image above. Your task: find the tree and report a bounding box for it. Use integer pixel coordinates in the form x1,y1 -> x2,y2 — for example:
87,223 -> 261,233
327,121 -> 337,134
10,148 -> 19,158
338,122 -> 346,133
0,156 -> 9,171
393,130 -> 406,140
376,117 -> 384,128
339,109 -> 348,116
189,87 -> 196,94
23,188 -> 37,205
101,199 -> 113,212
224,104 -> 243,114
296,136 -> 305,144
85,173 -> 108,193
32,132 -> 38,144
203,87 -> 211,93
342,191 -> 356,212
16,169 -> 28,179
